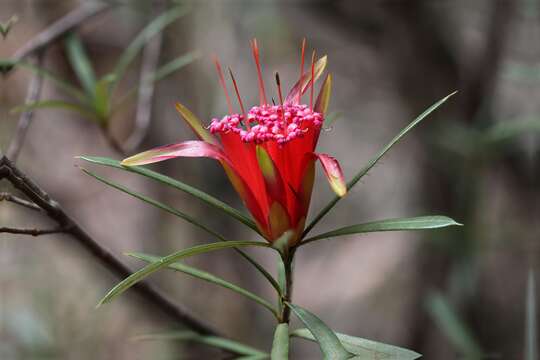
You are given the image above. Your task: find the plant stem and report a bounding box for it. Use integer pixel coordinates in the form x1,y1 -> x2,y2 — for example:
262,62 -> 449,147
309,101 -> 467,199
279,248 -> 296,324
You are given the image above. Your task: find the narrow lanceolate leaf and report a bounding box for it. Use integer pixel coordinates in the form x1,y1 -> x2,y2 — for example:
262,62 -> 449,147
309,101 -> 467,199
121,140 -> 228,166
11,100 -> 97,122
98,240 -> 271,306
286,303 -> 352,360
80,167 -> 224,240
111,5 -> 189,92
112,52 -> 200,114
65,33 -> 97,97
79,161 -> 279,295
133,330 -> 268,357
304,91 -> 457,237
175,102 -> 220,145
314,74 -> 332,115
291,329 -> 421,360
271,323 -> 289,360
285,55 -> 328,104
77,156 -> 258,232
427,292 -> 483,357
302,215 -> 462,245
0,15 -> 18,38
525,269 -> 537,360
129,252 -> 277,317
9,60 -> 88,102
93,75 -> 115,122
315,153 -> 346,197
150,51 -> 200,83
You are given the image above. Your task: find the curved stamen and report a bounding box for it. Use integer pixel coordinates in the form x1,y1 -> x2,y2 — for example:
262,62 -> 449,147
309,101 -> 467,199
213,56 -> 234,114
228,67 -> 249,131
297,38 -> 306,104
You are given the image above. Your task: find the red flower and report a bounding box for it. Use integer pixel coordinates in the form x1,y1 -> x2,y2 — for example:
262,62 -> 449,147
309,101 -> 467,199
122,40 -> 346,245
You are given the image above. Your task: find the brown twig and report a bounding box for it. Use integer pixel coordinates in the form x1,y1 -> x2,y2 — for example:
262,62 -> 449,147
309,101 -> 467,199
11,1 -> 112,62
0,156 -> 221,336
0,227 -> 69,236
0,192 -> 42,211
123,4 -> 164,152
6,53 -> 45,162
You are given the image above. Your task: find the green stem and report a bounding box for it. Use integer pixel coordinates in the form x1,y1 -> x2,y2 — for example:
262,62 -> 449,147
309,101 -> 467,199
279,248 -> 295,324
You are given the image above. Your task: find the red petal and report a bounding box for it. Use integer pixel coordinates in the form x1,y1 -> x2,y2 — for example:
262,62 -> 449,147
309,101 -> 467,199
121,141 -> 228,166
221,162 -> 269,238
285,55 -> 327,105
315,153 -> 347,197
220,132 -> 269,212
121,140 -> 271,238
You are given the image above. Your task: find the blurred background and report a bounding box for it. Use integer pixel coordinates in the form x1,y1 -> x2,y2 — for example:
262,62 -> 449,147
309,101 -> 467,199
1,0 -> 539,359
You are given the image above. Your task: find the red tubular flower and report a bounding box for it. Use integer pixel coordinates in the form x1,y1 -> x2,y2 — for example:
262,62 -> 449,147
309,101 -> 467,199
122,40 -> 346,245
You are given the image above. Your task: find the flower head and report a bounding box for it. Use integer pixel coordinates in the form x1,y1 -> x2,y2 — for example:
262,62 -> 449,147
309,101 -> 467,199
121,39 -> 346,245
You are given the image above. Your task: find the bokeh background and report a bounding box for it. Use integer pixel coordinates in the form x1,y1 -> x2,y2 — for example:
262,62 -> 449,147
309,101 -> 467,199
1,0 -> 539,359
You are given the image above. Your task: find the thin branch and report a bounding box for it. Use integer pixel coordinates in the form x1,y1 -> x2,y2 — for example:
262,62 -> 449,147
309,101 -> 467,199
0,156 -> 221,336
11,1 -> 112,62
123,5 -> 164,152
0,227 -> 69,236
0,192 -> 42,211
6,53 -> 45,162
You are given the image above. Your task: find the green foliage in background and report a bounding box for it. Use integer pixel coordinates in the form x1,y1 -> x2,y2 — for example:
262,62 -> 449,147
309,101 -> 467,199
5,5 -> 198,143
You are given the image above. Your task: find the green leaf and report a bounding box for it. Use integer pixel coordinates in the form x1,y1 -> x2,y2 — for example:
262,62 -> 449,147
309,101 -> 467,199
133,330 -> 268,357
111,5 -> 188,94
65,33 -> 97,97
10,100 -> 97,122
129,252 -> 277,317
77,156 -> 259,233
291,328 -> 421,359
301,216 -> 462,246
150,51 -> 200,83
303,91 -> 457,237
7,60 -> 88,102
426,292 -> 482,357
93,75 -> 115,122
271,323 -> 289,360
526,270 -> 537,360
286,303 -> 352,360
483,117 -> 540,146
80,167 -> 224,240
113,51 -> 200,114
98,240 -> 272,306
80,166 -> 281,295
0,15 -> 18,38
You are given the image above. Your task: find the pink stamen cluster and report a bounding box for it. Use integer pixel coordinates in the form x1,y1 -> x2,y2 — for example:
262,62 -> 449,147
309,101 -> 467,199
209,104 -> 323,144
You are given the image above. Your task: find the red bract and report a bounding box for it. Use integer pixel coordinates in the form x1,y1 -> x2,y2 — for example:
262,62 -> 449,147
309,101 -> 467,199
122,40 -> 346,245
